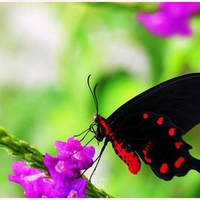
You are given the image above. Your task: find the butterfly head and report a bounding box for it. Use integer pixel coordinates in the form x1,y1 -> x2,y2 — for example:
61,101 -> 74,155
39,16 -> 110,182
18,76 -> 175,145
93,113 -> 99,123
89,114 -> 104,142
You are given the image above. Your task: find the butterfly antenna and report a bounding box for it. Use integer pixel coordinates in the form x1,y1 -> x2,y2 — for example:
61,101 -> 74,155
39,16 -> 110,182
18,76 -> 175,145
87,74 -> 99,114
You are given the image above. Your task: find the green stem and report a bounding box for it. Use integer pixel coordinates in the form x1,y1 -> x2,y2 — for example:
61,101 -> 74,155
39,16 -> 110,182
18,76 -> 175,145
84,176 -> 114,198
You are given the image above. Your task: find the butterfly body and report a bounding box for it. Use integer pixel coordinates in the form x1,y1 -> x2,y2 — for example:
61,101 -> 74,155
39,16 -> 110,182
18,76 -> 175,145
91,73 -> 200,181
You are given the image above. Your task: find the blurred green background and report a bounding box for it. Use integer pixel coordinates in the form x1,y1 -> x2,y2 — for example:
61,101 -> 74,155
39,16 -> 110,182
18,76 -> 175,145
0,2 -> 200,197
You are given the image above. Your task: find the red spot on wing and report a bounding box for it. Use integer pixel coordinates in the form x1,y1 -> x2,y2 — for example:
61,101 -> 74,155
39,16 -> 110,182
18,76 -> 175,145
157,117 -> 164,125
168,127 -> 175,136
174,157 -> 185,168
145,141 -> 152,150
174,141 -> 184,149
143,141 -> 152,163
143,150 -> 152,163
160,163 -> 168,174
113,140 -> 140,174
143,113 -> 149,119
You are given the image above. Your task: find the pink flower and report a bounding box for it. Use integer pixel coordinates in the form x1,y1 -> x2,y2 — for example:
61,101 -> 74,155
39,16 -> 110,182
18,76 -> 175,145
8,137 -> 95,198
137,2 -> 200,37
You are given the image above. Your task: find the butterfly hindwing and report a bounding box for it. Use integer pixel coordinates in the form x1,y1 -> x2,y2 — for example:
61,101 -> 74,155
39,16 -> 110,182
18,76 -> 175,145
111,111 -> 200,180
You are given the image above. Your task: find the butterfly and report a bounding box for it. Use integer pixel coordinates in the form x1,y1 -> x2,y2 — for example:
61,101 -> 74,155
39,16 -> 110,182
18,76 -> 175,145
86,73 -> 200,181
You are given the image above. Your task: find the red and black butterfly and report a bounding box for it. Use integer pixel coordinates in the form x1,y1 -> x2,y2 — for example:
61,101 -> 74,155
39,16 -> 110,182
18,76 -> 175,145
86,73 -> 200,181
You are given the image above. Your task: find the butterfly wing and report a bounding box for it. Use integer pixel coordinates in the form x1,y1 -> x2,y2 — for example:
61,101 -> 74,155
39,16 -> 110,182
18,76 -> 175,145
107,73 -> 200,180
107,73 -> 200,133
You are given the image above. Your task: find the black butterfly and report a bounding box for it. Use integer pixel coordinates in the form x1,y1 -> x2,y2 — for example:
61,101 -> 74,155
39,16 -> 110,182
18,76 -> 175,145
87,73 -> 200,181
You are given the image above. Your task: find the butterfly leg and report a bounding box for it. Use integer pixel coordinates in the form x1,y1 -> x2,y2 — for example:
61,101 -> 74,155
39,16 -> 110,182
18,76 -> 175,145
89,137 -> 110,181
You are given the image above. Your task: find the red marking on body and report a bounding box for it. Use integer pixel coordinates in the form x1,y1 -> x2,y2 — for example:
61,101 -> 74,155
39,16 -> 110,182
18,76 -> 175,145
174,157 -> 185,168
168,127 -> 175,136
174,141 -> 184,149
113,140 -> 140,174
97,116 -> 141,174
157,117 -> 164,125
143,150 -> 152,163
160,163 -> 168,174
143,113 -> 149,119
98,116 -> 114,139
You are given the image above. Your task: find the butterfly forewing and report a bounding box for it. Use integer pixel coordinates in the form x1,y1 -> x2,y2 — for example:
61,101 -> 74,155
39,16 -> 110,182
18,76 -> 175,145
107,73 -> 200,133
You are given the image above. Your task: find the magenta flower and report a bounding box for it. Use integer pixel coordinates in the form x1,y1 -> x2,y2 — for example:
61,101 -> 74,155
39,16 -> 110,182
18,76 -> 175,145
8,161 -> 56,197
8,137 -> 95,198
137,2 -> 200,37
44,138 -> 94,183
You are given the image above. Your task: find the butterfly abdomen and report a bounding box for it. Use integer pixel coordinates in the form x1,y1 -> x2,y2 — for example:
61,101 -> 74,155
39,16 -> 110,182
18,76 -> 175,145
97,115 -> 141,175
111,138 -> 141,174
